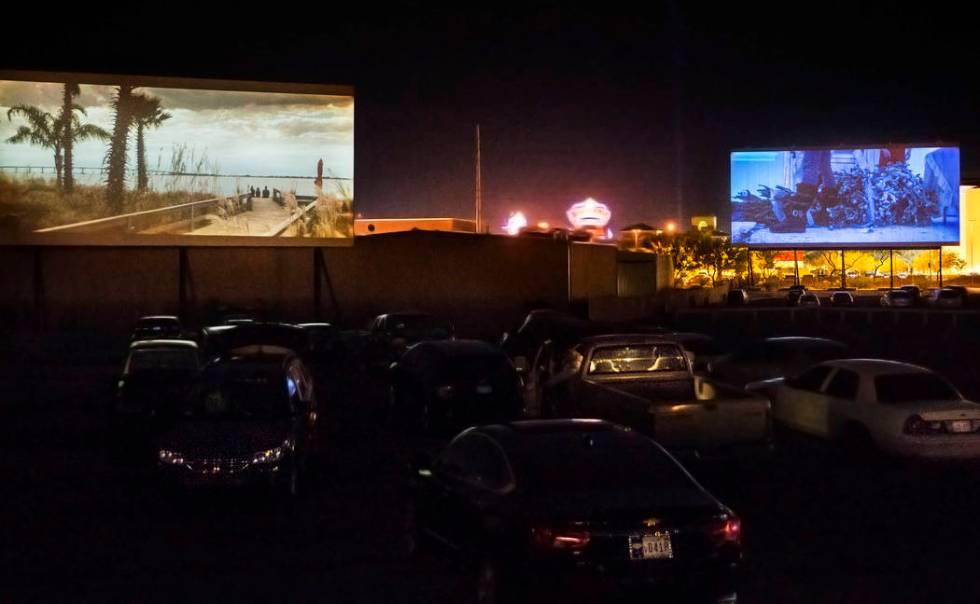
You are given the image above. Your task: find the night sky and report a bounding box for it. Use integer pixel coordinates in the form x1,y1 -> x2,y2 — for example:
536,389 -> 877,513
3,3 -> 977,232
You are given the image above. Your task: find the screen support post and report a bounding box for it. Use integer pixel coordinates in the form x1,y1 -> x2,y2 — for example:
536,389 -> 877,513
890,250 -> 894,290
840,249 -> 846,290
793,249 -> 800,286
938,247 -> 943,288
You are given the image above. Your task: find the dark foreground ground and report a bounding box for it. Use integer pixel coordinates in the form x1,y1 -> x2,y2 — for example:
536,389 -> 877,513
3,325 -> 980,603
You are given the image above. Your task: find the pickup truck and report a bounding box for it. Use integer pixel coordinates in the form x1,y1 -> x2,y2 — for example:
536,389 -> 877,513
541,334 -> 772,455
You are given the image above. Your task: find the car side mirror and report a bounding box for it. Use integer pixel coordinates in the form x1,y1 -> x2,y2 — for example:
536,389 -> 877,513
513,356 -> 528,373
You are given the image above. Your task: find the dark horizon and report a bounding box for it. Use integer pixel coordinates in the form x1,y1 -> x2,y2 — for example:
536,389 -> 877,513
3,3 -> 977,233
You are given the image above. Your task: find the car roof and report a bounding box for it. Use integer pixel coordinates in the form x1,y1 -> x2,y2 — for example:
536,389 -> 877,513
475,419 -> 627,450
579,333 -> 686,346
763,336 -> 845,347
821,358 -> 932,375
129,339 -> 198,350
137,315 -> 179,322
411,339 -> 502,356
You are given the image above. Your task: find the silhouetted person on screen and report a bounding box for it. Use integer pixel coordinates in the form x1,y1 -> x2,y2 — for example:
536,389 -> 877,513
262,186 -> 270,198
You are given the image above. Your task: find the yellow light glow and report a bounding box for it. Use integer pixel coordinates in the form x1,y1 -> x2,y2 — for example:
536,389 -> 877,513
665,222 -> 676,233
537,221 -> 550,230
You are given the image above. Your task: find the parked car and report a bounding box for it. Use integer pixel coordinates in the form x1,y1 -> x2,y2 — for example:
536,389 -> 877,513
846,271 -> 859,279
932,286 -> 968,308
541,334 -> 772,455
707,336 -> 848,388
787,285 -> 807,306
900,285 -> 922,304
726,289 -> 749,307
880,289 -> 914,308
367,311 -> 454,372
199,322 -> 309,361
829,291 -> 854,307
747,359 -> 980,459
669,332 -> 726,372
389,340 -> 524,435
156,349 -> 318,495
112,339 -> 201,456
797,293 -> 821,307
130,315 -> 183,341
410,420 -> 742,602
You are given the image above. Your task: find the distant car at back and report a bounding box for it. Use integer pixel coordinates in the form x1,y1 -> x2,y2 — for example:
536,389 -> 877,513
797,293 -> 821,307
880,289 -> 914,308
130,315 -> 183,341
707,336 -> 848,387
829,291 -> 854,307
389,339 -> 523,435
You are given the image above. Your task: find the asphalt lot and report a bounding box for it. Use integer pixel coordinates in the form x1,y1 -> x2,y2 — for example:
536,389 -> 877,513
4,326 -> 980,603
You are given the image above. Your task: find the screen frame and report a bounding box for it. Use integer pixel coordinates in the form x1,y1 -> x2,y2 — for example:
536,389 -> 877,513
0,70 -> 354,247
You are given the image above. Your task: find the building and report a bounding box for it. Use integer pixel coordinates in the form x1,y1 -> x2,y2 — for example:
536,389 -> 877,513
354,217 -> 476,236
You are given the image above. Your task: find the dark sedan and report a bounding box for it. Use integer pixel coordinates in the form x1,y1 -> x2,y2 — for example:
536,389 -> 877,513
156,350 -> 318,495
389,340 -> 523,435
410,420 -> 741,603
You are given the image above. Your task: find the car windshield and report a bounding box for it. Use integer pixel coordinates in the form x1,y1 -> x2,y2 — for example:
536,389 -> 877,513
875,373 -> 960,403
127,349 -> 197,373
890,291 -> 911,299
588,344 -> 687,374
519,434 -> 694,493
447,353 -> 513,381
183,371 -> 292,419
939,290 -> 960,299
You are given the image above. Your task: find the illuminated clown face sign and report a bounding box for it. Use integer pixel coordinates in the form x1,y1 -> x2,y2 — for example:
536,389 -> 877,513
566,197 -> 612,230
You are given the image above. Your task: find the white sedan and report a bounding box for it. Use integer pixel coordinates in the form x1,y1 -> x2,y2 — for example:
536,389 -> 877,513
747,359 -> 980,459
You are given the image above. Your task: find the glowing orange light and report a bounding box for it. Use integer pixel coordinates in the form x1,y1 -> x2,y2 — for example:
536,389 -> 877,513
537,221 -> 550,230
665,222 -> 676,233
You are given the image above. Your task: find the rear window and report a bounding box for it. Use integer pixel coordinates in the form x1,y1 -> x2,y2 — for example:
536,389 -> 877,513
447,354 -> 515,381
127,349 -> 197,373
939,290 -> 961,299
588,344 -> 687,374
874,373 -> 960,404
519,434 -> 693,493
890,291 -> 912,299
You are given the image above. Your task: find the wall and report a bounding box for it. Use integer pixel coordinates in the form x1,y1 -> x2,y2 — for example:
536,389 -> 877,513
0,231 -> 616,340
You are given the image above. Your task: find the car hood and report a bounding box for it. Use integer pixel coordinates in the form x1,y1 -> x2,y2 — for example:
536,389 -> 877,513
159,419 -> 291,457
524,488 -> 722,528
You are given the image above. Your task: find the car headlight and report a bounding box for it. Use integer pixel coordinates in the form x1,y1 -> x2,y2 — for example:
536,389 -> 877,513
158,449 -> 185,465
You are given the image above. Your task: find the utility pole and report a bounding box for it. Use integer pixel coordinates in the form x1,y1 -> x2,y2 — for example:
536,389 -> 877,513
475,124 -> 482,234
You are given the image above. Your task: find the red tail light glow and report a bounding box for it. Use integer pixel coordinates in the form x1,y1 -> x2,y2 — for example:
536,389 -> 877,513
711,517 -> 741,544
530,527 -> 591,550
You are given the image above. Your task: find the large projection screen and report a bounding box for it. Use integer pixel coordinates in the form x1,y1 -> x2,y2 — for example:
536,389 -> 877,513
0,71 -> 353,246
731,145 -> 959,248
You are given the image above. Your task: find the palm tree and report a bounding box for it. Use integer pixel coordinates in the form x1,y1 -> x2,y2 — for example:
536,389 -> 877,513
60,83 -> 81,193
6,105 -> 63,187
130,94 -> 171,193
105,85 -> 135,213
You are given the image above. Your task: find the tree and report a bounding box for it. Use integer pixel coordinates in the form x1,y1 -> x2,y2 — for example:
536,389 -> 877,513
130,94 -> 171,193
753,250 -> 779,280
105,85 -> 135,212
870,250 -> 890,278
942,250 -> 967,273
60,82 -> 80,193
6,105 -> 63,187
804,251 -> 841,280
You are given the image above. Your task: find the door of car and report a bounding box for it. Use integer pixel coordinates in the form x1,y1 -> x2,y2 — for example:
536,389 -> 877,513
820,368 -> 862,439
774,365 -> 835,435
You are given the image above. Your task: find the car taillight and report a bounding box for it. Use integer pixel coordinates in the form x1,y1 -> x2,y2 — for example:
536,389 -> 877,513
435,385 -> 455,400
710,517 -> 741,545
530,527 -> 591,550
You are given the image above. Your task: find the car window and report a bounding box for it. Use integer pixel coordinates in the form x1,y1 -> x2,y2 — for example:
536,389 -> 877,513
588,344 -> 686,374
824,369 -> 859,400
789,365 -> 833,392
437,433 -> 513,491
874,373 -> 961,404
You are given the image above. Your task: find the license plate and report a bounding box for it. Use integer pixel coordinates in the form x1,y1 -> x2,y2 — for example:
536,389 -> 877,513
629,532 -> 673,560
476,384 -> 493,394
950,420 -> 973,433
